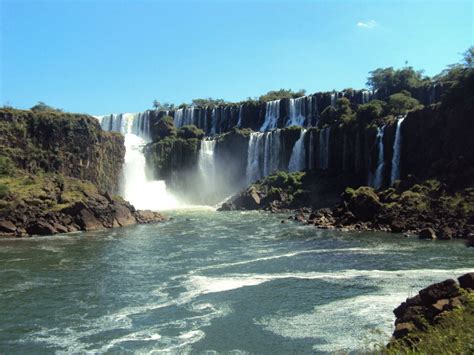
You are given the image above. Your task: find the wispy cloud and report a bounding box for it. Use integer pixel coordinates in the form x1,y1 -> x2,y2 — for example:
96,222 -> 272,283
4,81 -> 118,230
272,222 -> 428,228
357,20 -> 377,29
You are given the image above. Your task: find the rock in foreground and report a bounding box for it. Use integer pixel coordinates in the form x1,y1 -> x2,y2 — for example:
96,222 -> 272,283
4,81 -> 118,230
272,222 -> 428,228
388,273 -> 474,351
0,173 -> 166,237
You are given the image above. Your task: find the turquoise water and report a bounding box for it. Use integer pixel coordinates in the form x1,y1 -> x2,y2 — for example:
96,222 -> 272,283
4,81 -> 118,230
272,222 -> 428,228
0,210 -> 472,353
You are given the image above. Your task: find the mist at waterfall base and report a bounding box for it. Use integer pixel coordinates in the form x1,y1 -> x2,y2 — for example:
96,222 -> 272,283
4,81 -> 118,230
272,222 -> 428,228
122,133 -> 180,210
1,212 -> 472,353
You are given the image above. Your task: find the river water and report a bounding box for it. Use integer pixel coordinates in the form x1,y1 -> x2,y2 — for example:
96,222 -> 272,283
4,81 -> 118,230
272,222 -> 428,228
0,210 -> 472,353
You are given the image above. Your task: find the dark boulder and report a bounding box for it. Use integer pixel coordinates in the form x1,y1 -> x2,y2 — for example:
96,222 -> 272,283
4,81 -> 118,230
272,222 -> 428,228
0,220 -> 17,234
458,273 -> 474,290
419,279 -> 460,305
418,227 -> 437,240
26,220 -> 58,236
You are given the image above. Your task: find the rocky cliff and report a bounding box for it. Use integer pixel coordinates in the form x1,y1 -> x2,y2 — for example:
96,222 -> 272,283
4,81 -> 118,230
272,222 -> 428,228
0,108 -> 165,237
0,108 -> 125,193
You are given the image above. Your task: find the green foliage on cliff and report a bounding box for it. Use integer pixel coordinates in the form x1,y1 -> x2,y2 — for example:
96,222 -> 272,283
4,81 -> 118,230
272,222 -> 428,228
0,156 -> 15,176
357,100 -> 385,123
319,97 -> 355,127
367,67 -> 429,98
383,292 -> 474,354
387,91 -> 423,115
191,98 -> 226,108
177,125 -> 205,139
259,89 -> 306,102
0,108 -> 125,193
30,101 -> 63,113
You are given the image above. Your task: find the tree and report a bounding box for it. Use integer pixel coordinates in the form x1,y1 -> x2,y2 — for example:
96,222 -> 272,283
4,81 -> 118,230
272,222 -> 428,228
259,89 -> 306,102
191,98 -> 226,108
152,101 -> 175,111
30,101 -> 62,112
388,91 -> 422,115
367,67 -> 429,98
357,100 -> 385,123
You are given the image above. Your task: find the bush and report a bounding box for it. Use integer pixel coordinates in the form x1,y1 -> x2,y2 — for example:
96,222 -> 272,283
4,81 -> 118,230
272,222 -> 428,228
177,125 -> 205,139
388,92 -> 423,115
0,183 -> 9,199
0,156 -> 14,176
357,100 -> 385,123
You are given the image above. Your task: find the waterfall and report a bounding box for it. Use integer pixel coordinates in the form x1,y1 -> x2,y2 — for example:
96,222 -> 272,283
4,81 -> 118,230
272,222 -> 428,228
210,108 -> 217,135
308,131 -> 314,170
319,127 -> 330,170
246,132 -> 264,183
362,90 -> 371,104
263,130 -> 281,176
98,113 -> 180,210
260,100 -> 280,131
330,93 -> 336,107
369,126 -> 385,189
236,105 -> 243,127
288,129 -> 307,172
287,97 -> 307,127
198,139 -> 217,201
391,116 -> 406,185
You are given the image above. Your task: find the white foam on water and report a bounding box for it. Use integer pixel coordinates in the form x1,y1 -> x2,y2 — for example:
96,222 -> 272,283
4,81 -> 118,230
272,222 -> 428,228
252,267 -> 474,352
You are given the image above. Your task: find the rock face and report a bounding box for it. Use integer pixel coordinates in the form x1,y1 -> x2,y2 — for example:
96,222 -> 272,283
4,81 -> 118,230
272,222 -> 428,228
0,109 -> 125,193
390,273 -> 473,343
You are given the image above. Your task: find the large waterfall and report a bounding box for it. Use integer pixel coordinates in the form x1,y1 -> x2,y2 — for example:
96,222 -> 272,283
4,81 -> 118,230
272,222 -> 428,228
288,129 -> 307,172
97,113 -> 180,210
368,126 -> 386,189
260,100 -> 280,131
197,139 -> 217,202
391,116 -> 406,185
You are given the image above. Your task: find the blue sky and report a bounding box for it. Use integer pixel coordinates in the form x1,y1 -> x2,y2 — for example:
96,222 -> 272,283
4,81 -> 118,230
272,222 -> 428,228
1,0 -> 472,114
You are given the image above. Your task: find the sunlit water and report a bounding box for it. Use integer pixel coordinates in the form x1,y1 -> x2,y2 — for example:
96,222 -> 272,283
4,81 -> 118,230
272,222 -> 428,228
0,210 -> 472,353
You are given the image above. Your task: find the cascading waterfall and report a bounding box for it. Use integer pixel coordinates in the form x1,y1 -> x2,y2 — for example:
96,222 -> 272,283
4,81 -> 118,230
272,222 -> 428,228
263,130 -> 281,177
236,105 -> 243,127
330,93 -> 336,107
391,116 -> 406,185
308,131 -> 314,170
260,100 -> 280,131
287,97 -> 307,127
246,132 -> 265,183
210,108 -> 217,135
198,139 -> 217,201
288,129 -> 307,172
97,113 -> 180,210
362,90 -> 372,104
369,126 -> 385,189
246,130 -> 282,184
319,127 -> 330,170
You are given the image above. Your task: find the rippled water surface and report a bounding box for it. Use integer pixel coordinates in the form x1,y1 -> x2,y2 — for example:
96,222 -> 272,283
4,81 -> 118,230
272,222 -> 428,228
0,210 -> 472,353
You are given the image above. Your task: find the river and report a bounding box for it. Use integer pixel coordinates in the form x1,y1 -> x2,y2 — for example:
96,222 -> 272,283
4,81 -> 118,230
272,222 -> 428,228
0,209 -> 472,353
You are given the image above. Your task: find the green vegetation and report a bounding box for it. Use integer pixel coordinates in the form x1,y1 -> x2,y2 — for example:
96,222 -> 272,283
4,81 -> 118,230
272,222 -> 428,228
177,125 -> 205,139
387,91 -> 423,115
0,155 -> 15,176
356,100 -> 386,123
258,89 -> 306,102
319,97 -> 356,127
191,98 -> 226,108
382,292 -> 474,354
367,66 -> 429,98
152,101 -> 175,111
30,101 -> 63,113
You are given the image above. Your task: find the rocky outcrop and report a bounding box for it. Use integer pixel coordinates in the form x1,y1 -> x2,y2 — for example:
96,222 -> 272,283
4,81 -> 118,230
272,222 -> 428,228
0,108 -> 125,193
390,273 -> 473,343
301,178 -> 474,239
0,174 -> 165,238
219,170 -> 358,212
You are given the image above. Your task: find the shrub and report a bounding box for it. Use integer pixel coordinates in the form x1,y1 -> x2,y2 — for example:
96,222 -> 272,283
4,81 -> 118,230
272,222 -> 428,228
0,183 -> 9,199
0,156 -> 14,176
177,125 -> 205,139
